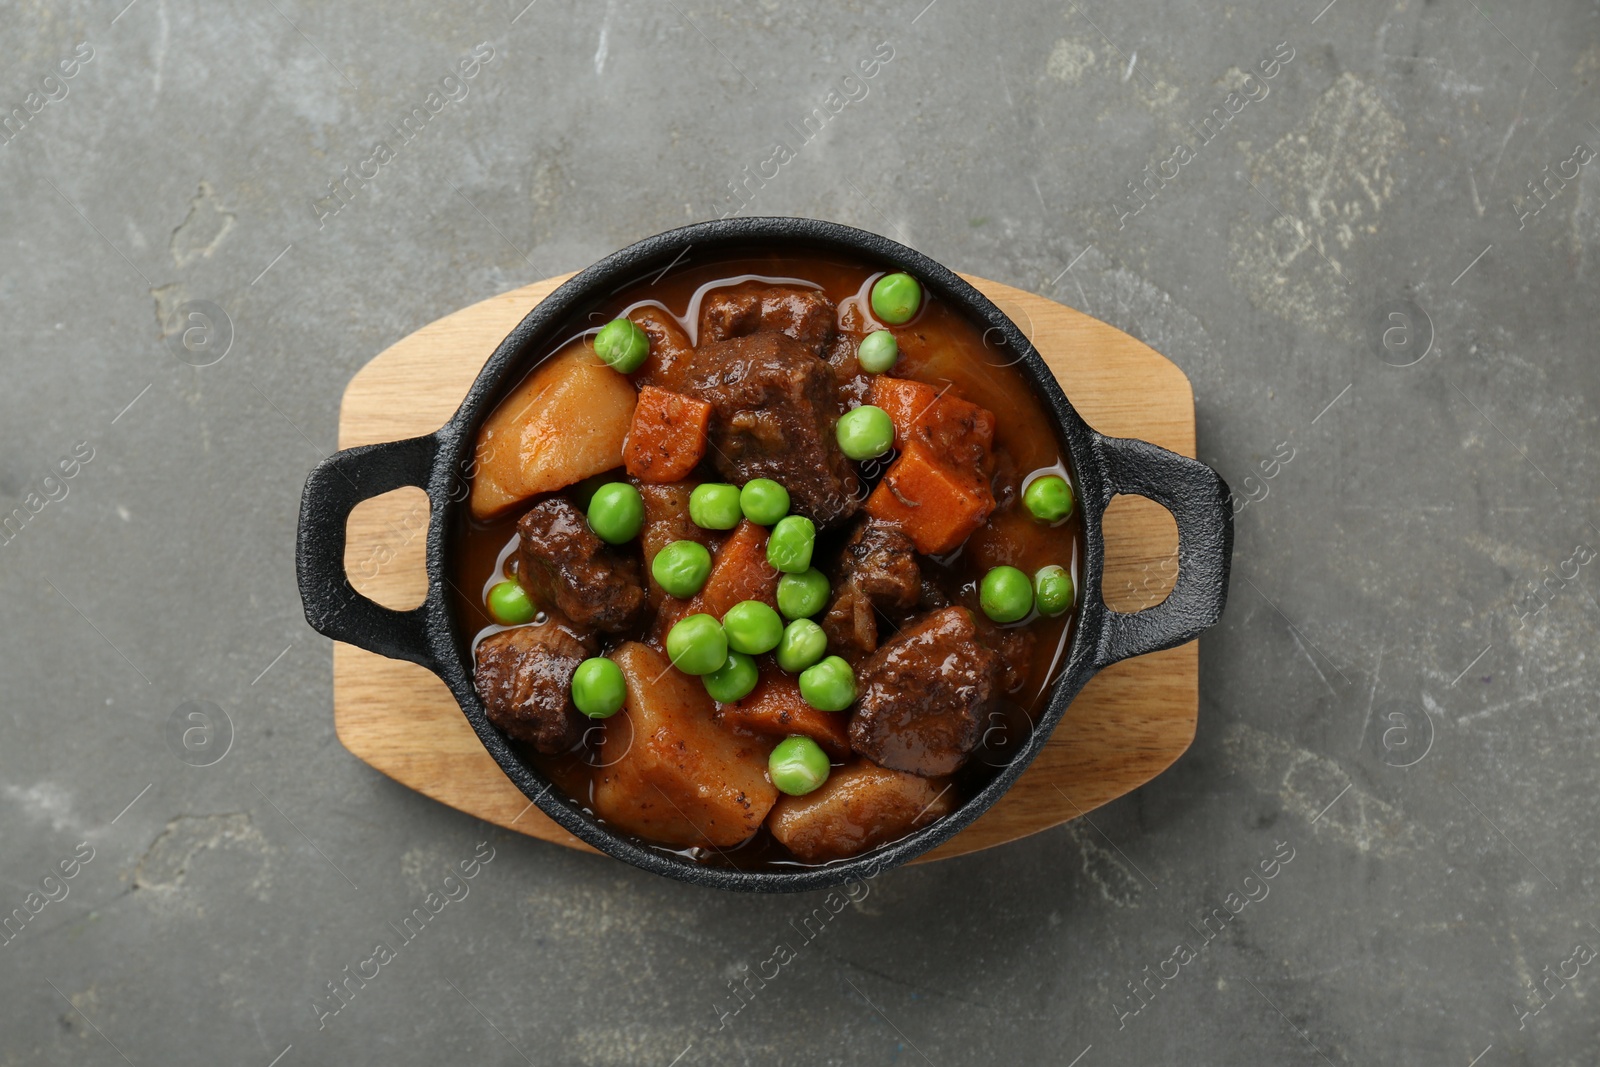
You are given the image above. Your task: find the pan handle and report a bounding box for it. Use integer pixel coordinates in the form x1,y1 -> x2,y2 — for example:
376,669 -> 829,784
1090,433 -> 1234,669
296,434 -> 440,670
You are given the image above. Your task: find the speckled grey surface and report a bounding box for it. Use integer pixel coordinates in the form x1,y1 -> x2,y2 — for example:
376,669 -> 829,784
2,1 -> 1597,1063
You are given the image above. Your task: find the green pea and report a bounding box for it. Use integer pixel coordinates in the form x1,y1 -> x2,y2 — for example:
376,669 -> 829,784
702,650 -> 759,704
870,272 -> 922,325
776,568 -> 830,619
836,405 -> 895,461
665,613 -> 728,676
799,655 -> 856,712
1023,474 -> 1074,523
980,565 -> 1034,623
587,482 -> 644,544
593,318 -> 650,373
722,600 -> 784,655
776,619 -> 827,673
652,540 -> 712,599
768,735 -> 831,796
689,483 -> 742,530
1034,565 -> 1075,617
856,330 -> 898,374
571,657 -> 626,718
766,515 -> 816,574
739,479 -> 790,526
486,579 -> 537,625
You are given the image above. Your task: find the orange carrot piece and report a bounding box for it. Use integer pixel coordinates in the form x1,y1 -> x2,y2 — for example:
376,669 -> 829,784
870,375 -> 941,444
717,668 -> 851,759
624,386 -> 713,484
652,519 -> 780,639
639,482 -> 720,609
693,519 -> 780,619
864,376 -> 997,554
870,375 -> 996,467
865,441 -> 995,555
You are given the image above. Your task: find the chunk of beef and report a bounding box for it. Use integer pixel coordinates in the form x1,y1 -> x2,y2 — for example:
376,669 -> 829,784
823,333 -> 874,408
684,332 -> 861,527
822,584 -> 878,659
700,283 -> 836,354
473,618 -> 595,754
767,762 -> 955,863
821,518 -> 921,657
969,612 -> 1035,691
517,498 -> 646,633
849,606 -> 1002,776
839,517 -> 922,607
819,575 -> 954,664
989,446 -> 1020,514
981,621 -> 1035,695
917,576 -> 951,613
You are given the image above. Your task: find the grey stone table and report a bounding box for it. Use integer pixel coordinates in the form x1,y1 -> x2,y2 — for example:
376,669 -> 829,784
2,1 -> 1596,1063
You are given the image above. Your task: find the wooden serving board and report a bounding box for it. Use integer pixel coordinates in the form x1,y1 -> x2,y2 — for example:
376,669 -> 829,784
334,274 -> 1196,863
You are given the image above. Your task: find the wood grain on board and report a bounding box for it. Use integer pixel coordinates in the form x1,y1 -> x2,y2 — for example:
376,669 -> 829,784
333,274 -> 1196,863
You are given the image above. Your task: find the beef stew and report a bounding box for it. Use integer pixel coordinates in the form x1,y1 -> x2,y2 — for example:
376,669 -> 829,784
453,250 -> 1082,869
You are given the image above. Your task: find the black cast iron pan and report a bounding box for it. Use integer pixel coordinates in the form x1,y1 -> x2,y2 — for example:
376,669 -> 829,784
296,217 -> 1233,892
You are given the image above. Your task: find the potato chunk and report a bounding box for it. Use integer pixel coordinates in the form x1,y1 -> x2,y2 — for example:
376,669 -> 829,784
469,344 -> 637,519
767,762 -> 955,863
593,643 -> 778,848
